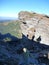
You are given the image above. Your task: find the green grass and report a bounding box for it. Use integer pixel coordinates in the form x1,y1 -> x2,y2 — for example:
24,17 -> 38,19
0,20 -> 22,38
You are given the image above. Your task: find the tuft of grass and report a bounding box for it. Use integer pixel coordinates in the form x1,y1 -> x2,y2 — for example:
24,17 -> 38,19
3,37 -> 11,42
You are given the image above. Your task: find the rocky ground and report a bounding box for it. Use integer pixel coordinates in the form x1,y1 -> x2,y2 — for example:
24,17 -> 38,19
0,34 -> 49,65
0,11 -> 49,65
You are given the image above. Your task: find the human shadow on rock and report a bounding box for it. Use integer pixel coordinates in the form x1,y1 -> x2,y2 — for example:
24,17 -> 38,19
0,33 -> 49,50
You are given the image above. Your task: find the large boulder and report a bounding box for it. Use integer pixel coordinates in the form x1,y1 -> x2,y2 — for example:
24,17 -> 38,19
18,11 -> 49,45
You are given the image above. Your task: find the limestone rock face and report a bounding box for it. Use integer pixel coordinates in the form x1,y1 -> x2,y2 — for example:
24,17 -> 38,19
18,11 -> 49,45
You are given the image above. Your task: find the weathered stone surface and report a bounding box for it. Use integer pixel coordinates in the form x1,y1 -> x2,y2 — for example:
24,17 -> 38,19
18,11 -> 49,45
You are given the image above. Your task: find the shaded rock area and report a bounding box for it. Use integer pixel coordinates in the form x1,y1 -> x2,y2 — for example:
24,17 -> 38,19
18,11 -> 49,45
0,33 -> 49,65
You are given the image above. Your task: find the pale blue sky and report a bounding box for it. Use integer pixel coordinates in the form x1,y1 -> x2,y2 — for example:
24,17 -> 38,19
0,0 -> 49,17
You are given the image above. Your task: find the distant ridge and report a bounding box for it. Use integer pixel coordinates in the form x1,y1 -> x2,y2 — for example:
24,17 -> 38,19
0,16 -> 17,22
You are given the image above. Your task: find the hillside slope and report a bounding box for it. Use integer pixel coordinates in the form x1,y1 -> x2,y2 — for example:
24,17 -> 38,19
0,11 -> 49,45
0,11 -> 49,65
0,20 -> 22,38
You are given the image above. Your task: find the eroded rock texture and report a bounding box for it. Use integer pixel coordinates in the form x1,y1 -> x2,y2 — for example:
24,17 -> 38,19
18,11 -> 49,45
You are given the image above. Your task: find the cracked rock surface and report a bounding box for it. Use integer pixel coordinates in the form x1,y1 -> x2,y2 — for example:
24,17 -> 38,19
19,11 -> 49,45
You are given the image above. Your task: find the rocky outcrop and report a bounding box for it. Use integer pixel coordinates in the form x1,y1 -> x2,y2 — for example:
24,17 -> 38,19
18,11 -> 49,45
0,11 -> 49,65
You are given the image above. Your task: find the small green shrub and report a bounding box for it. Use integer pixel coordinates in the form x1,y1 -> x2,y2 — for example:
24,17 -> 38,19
3,37 -> 11,42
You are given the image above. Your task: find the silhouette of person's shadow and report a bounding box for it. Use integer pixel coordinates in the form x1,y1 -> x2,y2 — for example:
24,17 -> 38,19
0,33 -> 49,52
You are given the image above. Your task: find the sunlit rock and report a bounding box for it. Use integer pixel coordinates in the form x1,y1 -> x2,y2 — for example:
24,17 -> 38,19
19,11 -> 49,45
